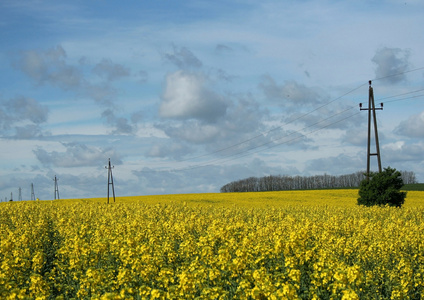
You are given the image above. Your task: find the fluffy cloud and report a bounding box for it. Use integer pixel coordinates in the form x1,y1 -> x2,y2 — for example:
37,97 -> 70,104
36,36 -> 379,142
14,125 -> 47,139
156,94 -> 272,152
159,71 -> 228,123
306,153 -> 364,175
101,109 -> 140,135
382,141 -> 424,163
372,47 -> 411,84
14,45 -> 144,133
160,121 -> 221,144
395,111 -> 424,138
146,141 -> 192,160
33,143 -> 122,168
259,76 -> 323,108
0,96 -> 49,138
341,126 -> 367,146
4,96 -> 49,124
17,45 -> 82,89
92,58 -> 130,81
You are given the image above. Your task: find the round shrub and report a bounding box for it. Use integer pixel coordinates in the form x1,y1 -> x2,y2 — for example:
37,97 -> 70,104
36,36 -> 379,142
357,167 -> 406,207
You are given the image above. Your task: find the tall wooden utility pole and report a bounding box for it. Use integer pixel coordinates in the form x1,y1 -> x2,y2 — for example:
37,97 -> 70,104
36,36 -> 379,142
105,158 -> 116,204
360,80 -> 383,179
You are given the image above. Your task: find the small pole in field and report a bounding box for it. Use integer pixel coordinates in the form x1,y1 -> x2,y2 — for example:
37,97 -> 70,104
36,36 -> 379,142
31,183 -> 36,201
54,175 -> 60,200
105,158 -> 116,204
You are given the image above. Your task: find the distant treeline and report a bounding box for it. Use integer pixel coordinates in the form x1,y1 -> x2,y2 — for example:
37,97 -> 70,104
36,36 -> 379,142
220,170 -> 417,193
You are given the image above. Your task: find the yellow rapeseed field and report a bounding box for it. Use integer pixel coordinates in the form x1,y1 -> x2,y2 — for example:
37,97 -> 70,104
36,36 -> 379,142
1,190 -> 424,299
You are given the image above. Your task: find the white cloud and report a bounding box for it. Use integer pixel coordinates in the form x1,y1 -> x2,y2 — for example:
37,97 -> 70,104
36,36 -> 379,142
259,76 -> 323,108
159,70 -> 227,122
17,45 -> 83,89
395,111 -> 424,138
0,96 -> 49,138
92,58 -> 130,81
146,141 -> 192,160
383,141 -> 424,163
372,47 -> 411,84
33,143 -> 122,168
306,153 -> 363,175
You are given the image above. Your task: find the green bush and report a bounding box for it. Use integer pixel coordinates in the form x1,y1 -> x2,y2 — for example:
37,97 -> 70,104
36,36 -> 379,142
357,167 -> 406,207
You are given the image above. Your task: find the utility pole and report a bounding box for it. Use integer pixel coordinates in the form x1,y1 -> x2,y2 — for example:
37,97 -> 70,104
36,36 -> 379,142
10,192 -> 13,201
18,187 -> 22,201
31,183 -> 36,201
360,80 -> 383,179
54,175 -> 60,200
105,158 -> 116,204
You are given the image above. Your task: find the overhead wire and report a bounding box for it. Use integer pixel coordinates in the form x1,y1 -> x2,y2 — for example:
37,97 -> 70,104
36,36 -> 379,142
381,94 -> 424,104
375,88 -> 424,105
214,111 -> 362,169
143,66 -> 424,173
151,82 -> 368,166
372,66 -> 424,82
179,110 -> 362,172
144,106 -> 359,173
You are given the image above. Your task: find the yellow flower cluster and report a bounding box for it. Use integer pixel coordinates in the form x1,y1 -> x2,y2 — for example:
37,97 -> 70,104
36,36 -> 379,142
1,190 -> 424,299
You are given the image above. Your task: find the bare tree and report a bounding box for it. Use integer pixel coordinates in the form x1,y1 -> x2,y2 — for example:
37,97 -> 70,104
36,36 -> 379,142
220,170 -> 416,193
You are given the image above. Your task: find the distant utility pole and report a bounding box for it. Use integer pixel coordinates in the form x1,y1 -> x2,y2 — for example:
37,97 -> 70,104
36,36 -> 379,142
105,158 -> 116,204
31,183 -> 36,201
10,192 -> 13,201
360,80 -> 383,179
54,175 -> 60,200
18,187 -> 22,201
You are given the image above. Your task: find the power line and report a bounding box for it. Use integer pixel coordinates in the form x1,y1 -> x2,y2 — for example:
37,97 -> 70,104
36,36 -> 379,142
372,66 -> 424,82
203,84 -> 423,172
150,83 -> 367,167
144,88 -> 423,173
145,86 -> 423,173
194,111 -> 362,171
376,88 -> 424,102
143,67 -> 424,173
181,66 -> 424,164
376,91 -> 424,105
145,107 -> 360,173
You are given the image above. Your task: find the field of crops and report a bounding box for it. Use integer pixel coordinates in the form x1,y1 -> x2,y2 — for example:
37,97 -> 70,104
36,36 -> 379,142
1,190 -> 424,299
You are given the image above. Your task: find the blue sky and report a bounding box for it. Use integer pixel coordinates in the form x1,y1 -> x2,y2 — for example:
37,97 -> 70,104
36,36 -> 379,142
1,0 -> 423,200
